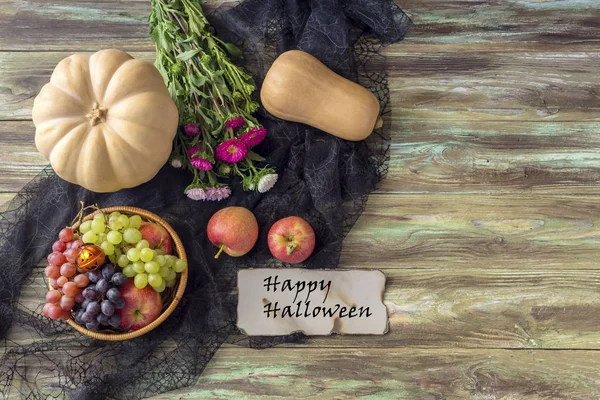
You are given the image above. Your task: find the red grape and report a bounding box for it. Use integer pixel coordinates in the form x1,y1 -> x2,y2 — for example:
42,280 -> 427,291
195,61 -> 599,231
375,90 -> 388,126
46,303 -> 63,320
48,252 -> 66,267
45,265 -> 60,279
59,228 -> 74,242
60,310 -> 71,321
60,262 -> 77,278
64,248 -> 79,263
74,291 -> 84,303
62,281 -> 78,296
50,278 -> 60,289
56,276 -> 68,288
73,274 -> 90,288
71,239 -> 83,249
45,290 -> 62,303
60,295 -> 75,311
52,240 -> 67,252
42,303 -> 53,317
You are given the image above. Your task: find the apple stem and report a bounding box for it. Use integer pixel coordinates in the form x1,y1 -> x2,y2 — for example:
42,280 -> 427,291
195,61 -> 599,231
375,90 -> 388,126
215,244 -> 226,259
286,242 -> 297,255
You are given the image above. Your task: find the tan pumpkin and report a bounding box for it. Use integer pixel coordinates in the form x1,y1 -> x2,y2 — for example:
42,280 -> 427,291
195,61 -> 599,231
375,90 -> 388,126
260,50 -> 381,142
32,49 -> 179,192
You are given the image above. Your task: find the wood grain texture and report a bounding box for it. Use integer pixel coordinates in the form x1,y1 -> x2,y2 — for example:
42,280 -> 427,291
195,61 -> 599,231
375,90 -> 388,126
146,347 -> 600,400
341,193 -> 600,270
1,0 -> 600,52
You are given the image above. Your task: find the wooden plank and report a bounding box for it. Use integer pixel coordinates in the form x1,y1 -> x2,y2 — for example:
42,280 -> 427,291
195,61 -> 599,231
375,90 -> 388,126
2,51 -> 598,121
1,1 -> 600,52
11,268 -> 600,349
4,119 -> 600,195
147,347 -> 600,399
341,193 -> 600,270
382,120 -> 600,193
385,52 -> 600,110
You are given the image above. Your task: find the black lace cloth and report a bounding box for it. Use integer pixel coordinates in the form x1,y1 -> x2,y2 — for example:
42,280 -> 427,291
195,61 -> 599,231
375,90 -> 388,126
0,0 -> 411,398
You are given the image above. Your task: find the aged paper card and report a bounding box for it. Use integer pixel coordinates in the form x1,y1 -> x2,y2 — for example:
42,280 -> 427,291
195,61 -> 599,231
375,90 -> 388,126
237,268 -> 388,336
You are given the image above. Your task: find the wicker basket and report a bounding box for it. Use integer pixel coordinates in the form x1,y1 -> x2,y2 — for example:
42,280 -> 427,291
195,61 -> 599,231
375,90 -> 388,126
49,206 -> 188,341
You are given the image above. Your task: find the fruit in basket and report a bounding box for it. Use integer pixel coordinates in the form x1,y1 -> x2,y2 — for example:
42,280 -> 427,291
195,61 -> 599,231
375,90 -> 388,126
76,244 -> 105,272
139,222 -> 173,255
207,207 -> 259,258
117,280 -> 163,330
268,216 -> 316,264
32,49 -> 179,193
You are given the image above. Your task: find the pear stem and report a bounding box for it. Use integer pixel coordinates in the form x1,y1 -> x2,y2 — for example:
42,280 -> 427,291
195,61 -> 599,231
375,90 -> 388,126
214,244 -> 226,259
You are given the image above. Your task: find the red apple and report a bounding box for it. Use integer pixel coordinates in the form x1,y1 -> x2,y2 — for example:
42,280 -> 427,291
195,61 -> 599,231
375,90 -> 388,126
139,222 -> 173,255
207,207 -> 258,258
268,216 -> 316,264
117,280 -> 163,331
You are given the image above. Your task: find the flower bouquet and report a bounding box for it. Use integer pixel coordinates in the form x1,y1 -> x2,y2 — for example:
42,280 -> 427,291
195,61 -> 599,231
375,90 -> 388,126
150,0 -> 278,201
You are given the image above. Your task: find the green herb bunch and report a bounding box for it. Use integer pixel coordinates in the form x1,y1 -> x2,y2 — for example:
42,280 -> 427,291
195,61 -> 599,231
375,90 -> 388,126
149,0 -> 277,201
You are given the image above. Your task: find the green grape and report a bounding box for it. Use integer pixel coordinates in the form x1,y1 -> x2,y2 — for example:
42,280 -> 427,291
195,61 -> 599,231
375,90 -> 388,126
109,211 -> 121,219
136,240 -> 150,249
117,214 -> 130,229
122,265 -> 136,277
82,231 -> 98,244
155,280 -> 167,293
166,278 -> 177,288
159,265 -> 170,278
91,219 -> 105,234
108,254 -> 117,264
129,215 -> 142,229
117,254 -> 129,268
108,216 -> 123,231
100,241 -> 115,256
144,261 -> 160,274
165,255 -> 176,268
156,255 -> 166,266
123,228 -> 142,244
140,248 -> 154,263
174,259 -> 188,273
154,249 -> 164,256
98,232 -> 107,243
114,246 -> 122,259
148,273 -> 163,288
93,213 -> 105,222
107,230 -> 123,245
132,261 -> 146,274
167,270 -> 177,281
134,273 -> 148,289
80,220 -> 92,234
126,248 -> 141,262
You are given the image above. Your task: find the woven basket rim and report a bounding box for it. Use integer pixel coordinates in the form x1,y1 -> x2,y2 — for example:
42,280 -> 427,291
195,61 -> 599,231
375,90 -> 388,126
48,206 -> 188,341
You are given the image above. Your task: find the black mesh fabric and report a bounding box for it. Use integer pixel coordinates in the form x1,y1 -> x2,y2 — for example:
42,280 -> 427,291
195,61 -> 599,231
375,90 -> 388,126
0,0 -> 411,398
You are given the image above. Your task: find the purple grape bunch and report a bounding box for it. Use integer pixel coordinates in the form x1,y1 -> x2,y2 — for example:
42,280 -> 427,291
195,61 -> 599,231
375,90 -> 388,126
73,264 -> 127,331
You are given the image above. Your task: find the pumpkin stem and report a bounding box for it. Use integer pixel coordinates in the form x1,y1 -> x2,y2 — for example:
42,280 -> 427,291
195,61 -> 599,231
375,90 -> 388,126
86,103 -> 107,126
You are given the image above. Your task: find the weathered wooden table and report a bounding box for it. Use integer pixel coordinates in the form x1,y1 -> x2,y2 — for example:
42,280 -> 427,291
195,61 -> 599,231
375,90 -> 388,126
2,0 -> 600,398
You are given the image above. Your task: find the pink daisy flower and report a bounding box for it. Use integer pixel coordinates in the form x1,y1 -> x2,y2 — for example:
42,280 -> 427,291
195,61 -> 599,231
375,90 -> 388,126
239,126 -> 267,147
190,157 -> 213,171
186,188 -> 207,201
184,124 -> 200,136
215,138 -> 248,163
225,116 -> 245,131
187,146 -> 202,157
205,187 -> 231,201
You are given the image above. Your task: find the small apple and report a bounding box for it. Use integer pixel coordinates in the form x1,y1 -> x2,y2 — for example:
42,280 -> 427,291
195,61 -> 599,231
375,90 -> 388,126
139,222 -> 173,255
268,216 -> 316,263
207,207 -> 258,258
117,280 -> 163,331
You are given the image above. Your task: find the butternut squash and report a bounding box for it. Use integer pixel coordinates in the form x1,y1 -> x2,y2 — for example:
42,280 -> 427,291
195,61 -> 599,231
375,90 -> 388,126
260,50 -> 381,141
